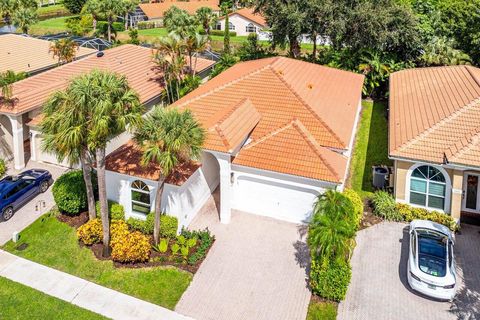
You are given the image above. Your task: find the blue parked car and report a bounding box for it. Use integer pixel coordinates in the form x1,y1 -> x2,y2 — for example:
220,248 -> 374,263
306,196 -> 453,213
0,169 -> 53,221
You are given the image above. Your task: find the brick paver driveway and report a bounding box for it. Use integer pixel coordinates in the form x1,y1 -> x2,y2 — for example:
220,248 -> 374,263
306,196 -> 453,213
338,222 -> 480,320
0,161 -> 65,245
175,195 -> 311,320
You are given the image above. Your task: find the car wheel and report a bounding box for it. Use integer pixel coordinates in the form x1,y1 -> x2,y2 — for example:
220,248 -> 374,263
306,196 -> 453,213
2,207 -> 14,221
40,181 -> 49,193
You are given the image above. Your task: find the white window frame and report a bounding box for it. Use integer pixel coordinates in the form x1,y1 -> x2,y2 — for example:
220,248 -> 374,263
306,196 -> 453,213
131,180 -> 151,214
246,23 -> 256,33
405,163 -> 451,213
215,21 -> 222,30
228,22 -> 235,31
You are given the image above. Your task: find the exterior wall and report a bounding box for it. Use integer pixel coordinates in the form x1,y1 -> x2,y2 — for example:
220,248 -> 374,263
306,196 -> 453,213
106,165 -> 213,232
216,14 -> 264,36
0,115 -> 13,160
231,165 -> 336,224
393,159 -> 463,220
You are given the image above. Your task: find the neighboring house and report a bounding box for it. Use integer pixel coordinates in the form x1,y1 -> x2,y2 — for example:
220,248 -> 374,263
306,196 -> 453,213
133,0 -> 220,26
0,34 -> 96,75
0,44 -> 214,170
215,8 -> 267,37
105,57 -> 364,227
389,65 -> 480,222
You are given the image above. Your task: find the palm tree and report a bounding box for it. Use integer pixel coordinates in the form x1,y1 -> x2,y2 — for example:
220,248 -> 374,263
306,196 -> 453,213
195,7 -> 217,37
86,70 -> 143,257
0,70 -> 26,101
220,2 -> 232,54
184,32 -> 208,76
121,0 -> 138,30
49,38 -> 79,65
418,37 -> 472,67
12,6 -> 38,34
40,75 -> 97,221
307,190 -> 356,261
83,0 -> 126,42
133,107 -> 205,245
0,0 -> 16,31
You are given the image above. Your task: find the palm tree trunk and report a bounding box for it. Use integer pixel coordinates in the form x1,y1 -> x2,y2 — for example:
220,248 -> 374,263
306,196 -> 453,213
312,31 -> 317,60
153,174 -> 166,245
108,17 -> 112,42
80,148 -> 96,220
96,147 -> 110,257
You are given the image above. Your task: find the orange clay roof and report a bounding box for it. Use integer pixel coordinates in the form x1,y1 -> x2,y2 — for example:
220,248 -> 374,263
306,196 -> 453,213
389,66 -> 480,168
171,56 -> 363,183
139,0 -> 219,19
1,44 -> 214,116
0,34 -> 96,74
219,8 -> 267,27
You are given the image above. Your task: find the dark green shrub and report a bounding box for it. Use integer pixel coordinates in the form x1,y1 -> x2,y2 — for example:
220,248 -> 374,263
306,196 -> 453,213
127,212 -> 178,237
0,158 -> 6,177
371,191 -> 402,221
310,257 -> 351,301
210,29 -> 236,37
52,170 -> 96,215
96,21 -> 125,32
95,200 -> 125,220
126,215 -> 153,234
181,228 -> 215,265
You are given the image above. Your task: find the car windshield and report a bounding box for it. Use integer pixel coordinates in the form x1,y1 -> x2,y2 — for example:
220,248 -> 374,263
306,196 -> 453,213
417,229 -> 447,277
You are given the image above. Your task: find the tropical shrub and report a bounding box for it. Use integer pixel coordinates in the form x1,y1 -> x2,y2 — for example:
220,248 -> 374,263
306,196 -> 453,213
155,238 -> 169,253
52,170 -> 97,215
396,204 -> 458,231
110,220 -> 130,247
310,257 -> 351,301
137,21 -> 157,30
210,30 -> 236,37
95,201 -> 125,220
160,215 -> 178,238
126,213 -> 177,237
111,231 -> 151,263
0,158 -> 6,177
370,191 -> 403,221
181,228 -> 215,265
343,189 -> 363,228
171,243 -> 180,255
77,218 -> 103,245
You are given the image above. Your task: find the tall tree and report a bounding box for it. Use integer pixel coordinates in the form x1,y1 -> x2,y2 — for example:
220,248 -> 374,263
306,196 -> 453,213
195,6 -> 216,37
0,0 -> 16,31
49,38 -> 79,65
63,0 -> 87,14
184,32 -> 208,75
163,6 -> 197,38
0,70 -> 26,101
85,70 -> 143,257
133,107 -> 205,245
83,0 -> 126,42
12,6 -> 37,33
221,2 -> 232,54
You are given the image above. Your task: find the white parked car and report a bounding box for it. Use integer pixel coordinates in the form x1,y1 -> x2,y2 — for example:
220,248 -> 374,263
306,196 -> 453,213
407,220 -> 456,301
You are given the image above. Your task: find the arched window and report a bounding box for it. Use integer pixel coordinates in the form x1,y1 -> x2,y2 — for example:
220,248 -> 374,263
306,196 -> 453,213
131,180 -> 150,214
246,23 -> 256,33
228,22 -> 235,31
409,165 -> 446,210
215,21 -> 222,30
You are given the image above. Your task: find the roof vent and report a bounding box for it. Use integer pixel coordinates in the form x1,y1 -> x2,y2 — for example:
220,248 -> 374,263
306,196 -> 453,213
307,83 -> 313,89
96,51 -> 104,58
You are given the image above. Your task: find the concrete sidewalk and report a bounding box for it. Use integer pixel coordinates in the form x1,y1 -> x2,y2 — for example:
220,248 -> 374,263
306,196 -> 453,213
0,250 -> 194,320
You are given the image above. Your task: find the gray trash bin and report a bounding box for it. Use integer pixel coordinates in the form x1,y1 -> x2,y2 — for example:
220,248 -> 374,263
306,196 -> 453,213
372,166 -> 389,189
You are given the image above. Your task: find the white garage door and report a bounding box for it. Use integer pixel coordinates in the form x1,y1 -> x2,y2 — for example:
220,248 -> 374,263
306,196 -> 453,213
232,174 -> 322,223
35,135 -> 70,167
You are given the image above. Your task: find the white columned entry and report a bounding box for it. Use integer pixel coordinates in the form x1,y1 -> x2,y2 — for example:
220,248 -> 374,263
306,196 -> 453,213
8,114 -> 25,170
30,130 -> 39,161
214,152 -> 232,224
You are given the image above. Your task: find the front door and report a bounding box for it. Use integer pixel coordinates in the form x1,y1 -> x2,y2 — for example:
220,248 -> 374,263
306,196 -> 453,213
463,173 -> 480,214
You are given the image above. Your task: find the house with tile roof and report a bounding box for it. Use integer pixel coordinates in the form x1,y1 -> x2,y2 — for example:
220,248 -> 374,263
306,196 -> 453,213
0,44 -> 214,170
104,56 -> 364,227
389,65 -> 480,222
215,8 -> 268,37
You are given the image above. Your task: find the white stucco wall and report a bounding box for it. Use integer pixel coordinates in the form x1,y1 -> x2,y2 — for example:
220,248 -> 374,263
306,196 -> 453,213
106,164 -> 213,232
217,14 -> 264,36
230,165 -> 337,224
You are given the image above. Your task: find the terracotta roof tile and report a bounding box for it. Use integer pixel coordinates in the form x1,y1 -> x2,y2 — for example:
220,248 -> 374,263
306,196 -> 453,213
389,66 -> 480,168
220,8 -> 267,27
139,0 -> 219,19
2,44 -> 214,116
0,34 -> 96,74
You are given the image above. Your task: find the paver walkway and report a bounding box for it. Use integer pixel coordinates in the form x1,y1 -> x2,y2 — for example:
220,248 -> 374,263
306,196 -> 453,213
0,250 -> 193,320
175,195 -> 311,320
338,222 -> 480,320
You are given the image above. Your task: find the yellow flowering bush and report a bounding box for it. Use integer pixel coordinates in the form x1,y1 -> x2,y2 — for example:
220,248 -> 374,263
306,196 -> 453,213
110,219 -> 130,248
77,218 -> 103,245
111,231 -> 151,263
396,204 -> 458,231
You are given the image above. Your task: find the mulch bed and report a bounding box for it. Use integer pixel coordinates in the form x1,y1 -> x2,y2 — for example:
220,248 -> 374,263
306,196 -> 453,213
359,199 -> 383,230
56,211 -> 89,229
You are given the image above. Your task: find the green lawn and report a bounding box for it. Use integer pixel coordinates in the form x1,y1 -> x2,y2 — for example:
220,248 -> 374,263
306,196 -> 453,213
0,276 -> 107,320
306,299 -> 337,320
30,16 -> 72,34
37,4 -> 67,16
347,100 -> 392,198
1,212 -> 192,310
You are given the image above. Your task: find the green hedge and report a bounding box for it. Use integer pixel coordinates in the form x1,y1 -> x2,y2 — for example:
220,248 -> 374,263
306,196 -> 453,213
96,21 -> 125,32
126,212 -> 178,238
343,189 -> 363,228
95,200 -> 125,220
310,257 -> 351,301
137,21 -> 158,30
0,159 -> 6,177
210,29 -> 237,37
52,170 -> 97,215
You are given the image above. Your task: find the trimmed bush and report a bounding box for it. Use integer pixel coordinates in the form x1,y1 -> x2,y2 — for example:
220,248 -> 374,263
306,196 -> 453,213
210,29 -> 237,37
77,218 -> 102,245
396,203 -> 458,231
160,215 -> 178,238
137,21 -> 158,29
126,213 -> 154,234
310,257 -> 351,301
95,201 -> 125,220
96,21 -> 125,32
126,213 -> 178,238
111,230 -> 151,263
0,158 -> 6,177
52,170 -> 97,215
370,191 -> 403,221
110,220 -> 130,247
343,189 -> 363,227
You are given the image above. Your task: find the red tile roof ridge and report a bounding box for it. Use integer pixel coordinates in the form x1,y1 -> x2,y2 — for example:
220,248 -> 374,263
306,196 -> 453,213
393,97 -> 480,156
173,57 -> 282,109
465,65 -> 480,88
267,64 -> 346,148
447,126 -> 480,162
